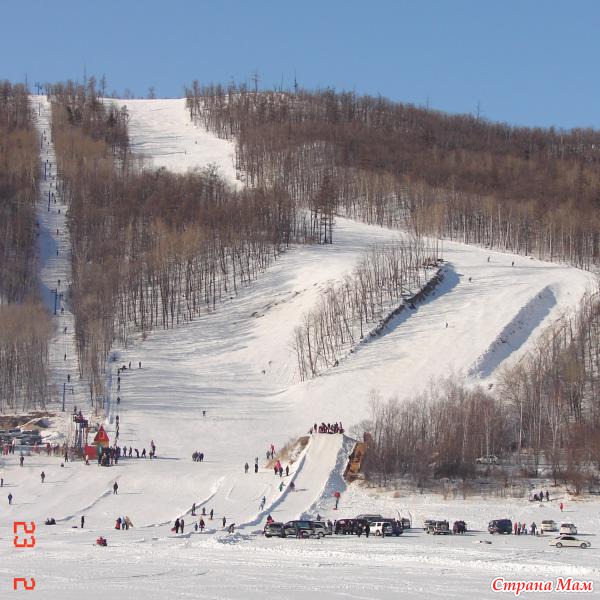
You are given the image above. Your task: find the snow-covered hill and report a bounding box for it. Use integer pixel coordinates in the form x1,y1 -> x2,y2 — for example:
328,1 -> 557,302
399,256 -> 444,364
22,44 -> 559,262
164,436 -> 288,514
2,98 -> 598,600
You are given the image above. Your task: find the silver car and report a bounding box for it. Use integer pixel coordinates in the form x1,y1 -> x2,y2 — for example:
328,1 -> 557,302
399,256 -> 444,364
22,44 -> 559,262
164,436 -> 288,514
549,535 -> 590,549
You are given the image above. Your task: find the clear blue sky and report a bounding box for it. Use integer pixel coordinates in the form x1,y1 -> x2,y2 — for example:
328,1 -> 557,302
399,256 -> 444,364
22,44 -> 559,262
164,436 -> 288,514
2,0 -> 598,129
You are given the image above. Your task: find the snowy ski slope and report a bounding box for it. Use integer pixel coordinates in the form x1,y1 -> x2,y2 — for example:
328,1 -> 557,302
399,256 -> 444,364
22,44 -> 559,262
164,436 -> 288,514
1,98 -> 598,599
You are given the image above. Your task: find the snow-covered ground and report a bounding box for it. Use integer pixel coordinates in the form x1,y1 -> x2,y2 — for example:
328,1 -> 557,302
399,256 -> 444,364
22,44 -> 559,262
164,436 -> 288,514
2,98 -> 598,599
123,98 -> 239,185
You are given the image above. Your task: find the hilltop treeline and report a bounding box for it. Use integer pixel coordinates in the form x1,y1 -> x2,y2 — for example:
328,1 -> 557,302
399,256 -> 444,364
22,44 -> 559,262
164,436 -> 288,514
49,80 -> 311,400
0,82 -> 50,411
188,84 -> 600,268
364,288 -> 600,492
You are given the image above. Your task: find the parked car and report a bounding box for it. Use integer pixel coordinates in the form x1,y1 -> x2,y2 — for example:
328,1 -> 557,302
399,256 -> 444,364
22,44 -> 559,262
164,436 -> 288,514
488,519 -> 512,534
371,521 -> 393,537
424,519 -> 437,533
559,523 -> 577,535
549,535 -> 590,549
387,520 -> 404,536
425,520 -> 449,534
283,520 -> 316,538
432,521 -> 451,535
264,522 -> 286,538
355,514 -> 383,523
311,521 -> 331,537
540,520 -> 558,534
334,519 -> 355,535
476,455 -> 499,465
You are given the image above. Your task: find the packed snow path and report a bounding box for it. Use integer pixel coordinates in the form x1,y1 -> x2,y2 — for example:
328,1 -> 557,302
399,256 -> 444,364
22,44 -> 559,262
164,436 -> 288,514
123,98 -> 239,185
32,96 -> 86,417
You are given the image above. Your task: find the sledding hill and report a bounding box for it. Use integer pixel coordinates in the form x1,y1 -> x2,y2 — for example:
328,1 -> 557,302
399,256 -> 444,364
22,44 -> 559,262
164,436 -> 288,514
1,97 -> 598,600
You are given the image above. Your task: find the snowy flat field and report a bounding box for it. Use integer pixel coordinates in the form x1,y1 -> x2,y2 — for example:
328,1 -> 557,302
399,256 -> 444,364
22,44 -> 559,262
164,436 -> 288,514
1,98 -> 598,599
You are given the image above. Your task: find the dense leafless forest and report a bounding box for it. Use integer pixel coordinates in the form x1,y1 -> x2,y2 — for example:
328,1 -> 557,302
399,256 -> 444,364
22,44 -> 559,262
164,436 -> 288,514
49,80 -> 312,400
0,82 -> 50,412
188,84 -> 600,268
362,288 -> 600,491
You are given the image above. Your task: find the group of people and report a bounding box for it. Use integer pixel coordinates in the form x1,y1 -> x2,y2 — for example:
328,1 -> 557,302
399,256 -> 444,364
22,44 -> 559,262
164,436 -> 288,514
115,516 -> 133,530
531,490 -> 550,502
192,451 -> 205,462
311,422 -> 344,434
514,521 -> 537,535
272,460 -> 289,478
116,361 -> 142,374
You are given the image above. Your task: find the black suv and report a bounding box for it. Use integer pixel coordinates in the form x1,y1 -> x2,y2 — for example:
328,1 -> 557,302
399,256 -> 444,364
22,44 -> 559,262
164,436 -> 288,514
334,519 -> 355,535
488,519 -> 512,534
283,520 -> 315,538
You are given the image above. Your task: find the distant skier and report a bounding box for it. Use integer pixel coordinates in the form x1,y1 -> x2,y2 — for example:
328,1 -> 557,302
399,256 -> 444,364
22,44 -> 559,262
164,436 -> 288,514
210,509 -> 214,520
254,463 -> 258,473
174,518 -> 180,534
81,516 -> 85,528
445,322 -> 448,328
8,493 -> 13,505
191,502 -> 196,516
113,482 -> 119,495
40,471 -> 45,483
180,518 -> 184,533
138,361 -> 142,368
285,465 -> 289,476
244,462 -> 249,474
19,455 -> 24,467
260,496 -> 266,510
199,518 -> 205,531
222,516 -> 226,528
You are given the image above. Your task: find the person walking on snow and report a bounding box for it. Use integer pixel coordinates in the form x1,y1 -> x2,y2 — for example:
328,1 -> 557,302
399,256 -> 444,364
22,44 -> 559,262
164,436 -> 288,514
560,502 -> 564,512
174,518 -> 180,534
254,463 -> 258,473
113,482 -> 119,495
191,502 -> 196,516
199,518 -> 205,531
40,471 -> 45,483
285,465 -> 289,476
260,496 -> 266,511
180,518 -> 184,533
210,509 -> 214,520
8,493 -> 13,505
19,454 -> 24,467
81,516 -> 85,529
222,516 -> 226,528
